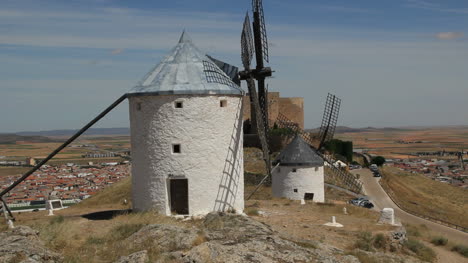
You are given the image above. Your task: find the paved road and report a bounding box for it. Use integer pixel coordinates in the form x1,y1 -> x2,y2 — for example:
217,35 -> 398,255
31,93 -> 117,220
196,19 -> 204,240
351,168 -> 468,246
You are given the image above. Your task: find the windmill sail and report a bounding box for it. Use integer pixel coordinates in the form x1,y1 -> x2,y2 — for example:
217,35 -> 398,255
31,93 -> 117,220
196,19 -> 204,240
252,0 -> 269,63
206,55 -> 240,86
318,93 -> 341,150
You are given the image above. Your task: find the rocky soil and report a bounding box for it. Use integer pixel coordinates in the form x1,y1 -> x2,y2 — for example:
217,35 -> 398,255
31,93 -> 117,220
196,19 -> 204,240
1,213 -> 424,263
117,212 -> 417,263
0,226 -> 62,263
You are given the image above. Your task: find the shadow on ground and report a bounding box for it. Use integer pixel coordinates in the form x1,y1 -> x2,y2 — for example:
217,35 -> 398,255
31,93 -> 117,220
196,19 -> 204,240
81,209 -> 131,220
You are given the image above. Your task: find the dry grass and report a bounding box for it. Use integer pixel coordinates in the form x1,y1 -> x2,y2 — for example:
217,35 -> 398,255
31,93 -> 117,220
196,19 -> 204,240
250,199 -> 394,250
71,176 -> 132,211
8,199 -> 191,262
244,147 -> 267,174
0,166 -> 30,177
380,166 -> 468,228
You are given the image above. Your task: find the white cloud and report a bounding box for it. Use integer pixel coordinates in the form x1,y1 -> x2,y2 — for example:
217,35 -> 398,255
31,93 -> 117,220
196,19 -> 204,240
435,32 -> 464,40
405,0 -> 468,14
111,48 -> 124,55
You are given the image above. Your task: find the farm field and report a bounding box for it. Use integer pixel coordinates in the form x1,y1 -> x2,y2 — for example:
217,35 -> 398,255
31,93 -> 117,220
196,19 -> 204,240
380,166 -> 468,229
0,135 -> 130,176
335,126 -> 468,159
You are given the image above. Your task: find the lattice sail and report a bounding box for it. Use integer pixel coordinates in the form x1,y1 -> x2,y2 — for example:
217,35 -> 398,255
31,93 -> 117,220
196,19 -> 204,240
202,60 -> 240,91
318,93 -> 341,150
252,0 -> 269,63
241,13 -> 254,68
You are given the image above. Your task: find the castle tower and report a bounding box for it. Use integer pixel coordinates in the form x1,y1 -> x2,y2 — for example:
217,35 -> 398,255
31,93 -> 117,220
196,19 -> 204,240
127,32 -> 244,216
272,136 -> 325,202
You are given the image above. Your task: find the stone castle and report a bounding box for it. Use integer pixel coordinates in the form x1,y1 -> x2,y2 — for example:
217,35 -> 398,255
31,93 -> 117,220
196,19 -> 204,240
242,92 -> 304,129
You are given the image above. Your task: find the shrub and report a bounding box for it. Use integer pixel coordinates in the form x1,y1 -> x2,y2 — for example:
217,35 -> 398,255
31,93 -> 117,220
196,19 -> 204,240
354,232 -> 374,251
348,251 -> 380,263
292,240 -> 317,249
404,238 -> 436,262
245,207 -> 259,216
452,245 -> 468,257
430,236 -> 448,246
85,236 -> 106,245
109,224 -> 143,241
405,224 -> 421,237
192,231 -> 207,247
49,215 -> 64,225
373,233 -> 387,249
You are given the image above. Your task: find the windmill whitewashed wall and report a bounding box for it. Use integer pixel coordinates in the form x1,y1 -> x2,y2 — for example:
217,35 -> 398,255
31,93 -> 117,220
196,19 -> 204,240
272,136 -> 325,202
127,32 -> 244,216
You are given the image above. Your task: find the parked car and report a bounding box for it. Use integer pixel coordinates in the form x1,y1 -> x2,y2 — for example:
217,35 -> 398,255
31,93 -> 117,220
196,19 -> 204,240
373,171 -> 381,177
349,197 -> 374,209
369,164 -> 379,172
349,165 -> 362,170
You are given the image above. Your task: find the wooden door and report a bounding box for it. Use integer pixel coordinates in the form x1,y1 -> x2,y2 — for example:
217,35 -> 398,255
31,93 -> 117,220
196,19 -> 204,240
170,179 -> 189,214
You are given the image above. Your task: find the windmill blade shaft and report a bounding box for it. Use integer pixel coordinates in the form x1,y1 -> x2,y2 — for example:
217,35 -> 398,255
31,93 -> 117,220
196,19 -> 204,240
247,162 -> 280,200
246,77 -> 271,177
0,94 -> 128,198
257,78 -> 269,131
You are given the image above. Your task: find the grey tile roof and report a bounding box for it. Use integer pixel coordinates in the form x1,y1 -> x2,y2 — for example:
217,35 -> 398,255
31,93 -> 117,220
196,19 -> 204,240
127,31 -> 243,97
274,136 -> 324,166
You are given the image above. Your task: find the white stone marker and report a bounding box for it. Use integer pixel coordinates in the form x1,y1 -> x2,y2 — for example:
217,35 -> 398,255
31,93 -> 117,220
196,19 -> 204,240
48,209 -> 54,216
343,207 -> 348,215
300,199 -> 306,205
379,208 -> 395,225
323,216 -> 344,227
7,219 -> 14,229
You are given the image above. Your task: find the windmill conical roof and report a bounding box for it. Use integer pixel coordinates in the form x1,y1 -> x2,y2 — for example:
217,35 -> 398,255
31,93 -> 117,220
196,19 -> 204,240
274,136 -> 324,166
127,31 -> 243,97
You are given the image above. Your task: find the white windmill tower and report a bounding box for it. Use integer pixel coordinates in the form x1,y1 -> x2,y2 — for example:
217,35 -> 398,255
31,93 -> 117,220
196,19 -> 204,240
272,136 -> 325,202
127,32 -> 245,216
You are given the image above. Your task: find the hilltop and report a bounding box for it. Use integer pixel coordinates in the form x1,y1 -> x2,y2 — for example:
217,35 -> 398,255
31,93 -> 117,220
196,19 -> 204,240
1,177 -> 441,263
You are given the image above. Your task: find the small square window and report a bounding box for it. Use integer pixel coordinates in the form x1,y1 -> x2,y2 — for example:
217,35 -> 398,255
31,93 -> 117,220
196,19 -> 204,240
292,168 -> 297,173
220,100 -> 227,107
293,188 -> 298,193
175,101 -> 183,108
136,102 -> 142,111
172,144 -> 181,154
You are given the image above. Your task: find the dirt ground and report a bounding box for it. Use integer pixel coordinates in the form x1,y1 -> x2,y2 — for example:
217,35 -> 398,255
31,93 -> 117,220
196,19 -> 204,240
246,199 -> 396,250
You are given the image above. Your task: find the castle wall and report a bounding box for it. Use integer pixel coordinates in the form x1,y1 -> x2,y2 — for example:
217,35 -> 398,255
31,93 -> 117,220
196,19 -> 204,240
242,92 -> 304,129
129,94 -> 244,216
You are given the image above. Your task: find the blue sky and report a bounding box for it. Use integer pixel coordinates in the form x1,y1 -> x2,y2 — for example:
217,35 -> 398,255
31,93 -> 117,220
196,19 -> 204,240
1,0 -> 467,132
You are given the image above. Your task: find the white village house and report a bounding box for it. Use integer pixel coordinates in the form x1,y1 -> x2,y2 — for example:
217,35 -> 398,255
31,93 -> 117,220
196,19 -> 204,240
127,32 -> 245,216
272,136 -> 325,202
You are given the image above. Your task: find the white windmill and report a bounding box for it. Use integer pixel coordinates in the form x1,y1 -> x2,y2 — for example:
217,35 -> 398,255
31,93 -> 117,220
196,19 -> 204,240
271,136 -> 325,202
127,32 -> 245,216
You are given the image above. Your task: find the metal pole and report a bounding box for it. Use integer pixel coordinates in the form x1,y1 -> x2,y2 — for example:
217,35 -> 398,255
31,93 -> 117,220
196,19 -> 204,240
247,162 -> 280,200
0,94 -> 127,198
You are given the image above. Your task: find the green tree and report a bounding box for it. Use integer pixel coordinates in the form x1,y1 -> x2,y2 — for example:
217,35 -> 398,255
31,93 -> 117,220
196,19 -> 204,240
371,156 -> 386,166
